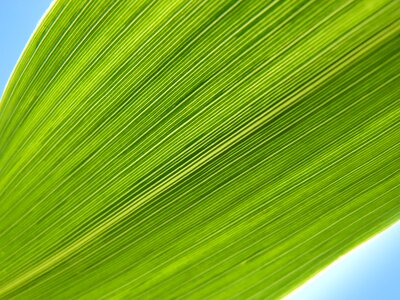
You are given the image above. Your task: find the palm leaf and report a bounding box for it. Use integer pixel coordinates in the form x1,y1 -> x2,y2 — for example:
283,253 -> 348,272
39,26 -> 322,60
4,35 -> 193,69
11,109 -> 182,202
0,0 -> 399,298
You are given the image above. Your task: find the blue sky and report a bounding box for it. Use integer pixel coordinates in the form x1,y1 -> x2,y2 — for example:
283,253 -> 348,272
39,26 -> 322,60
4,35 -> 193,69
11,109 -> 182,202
0,0 -> 53,92
0,1 -> 399,299
287,223 -> 400,300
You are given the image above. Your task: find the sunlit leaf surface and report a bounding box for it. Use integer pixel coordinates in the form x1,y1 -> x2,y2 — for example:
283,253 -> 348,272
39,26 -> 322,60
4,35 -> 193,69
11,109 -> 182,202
0,0 -> 399,299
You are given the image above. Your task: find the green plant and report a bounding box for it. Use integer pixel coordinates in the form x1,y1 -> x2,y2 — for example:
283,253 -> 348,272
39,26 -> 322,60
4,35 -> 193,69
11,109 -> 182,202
0,0 -> 399,299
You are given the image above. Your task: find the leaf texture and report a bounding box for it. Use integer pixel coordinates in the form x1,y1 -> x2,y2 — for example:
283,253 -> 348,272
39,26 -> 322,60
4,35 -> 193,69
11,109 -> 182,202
0,0 -> 399,299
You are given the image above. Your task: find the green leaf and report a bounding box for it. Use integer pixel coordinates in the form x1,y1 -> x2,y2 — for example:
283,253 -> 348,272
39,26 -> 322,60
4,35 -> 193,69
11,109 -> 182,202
0,0 -> 399,298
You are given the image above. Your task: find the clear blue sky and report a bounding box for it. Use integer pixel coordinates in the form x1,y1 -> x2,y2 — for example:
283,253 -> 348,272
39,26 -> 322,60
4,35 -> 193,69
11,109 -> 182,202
0,1 -> 399,299
287,223 -> 400,300
0,0 -> 53,93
